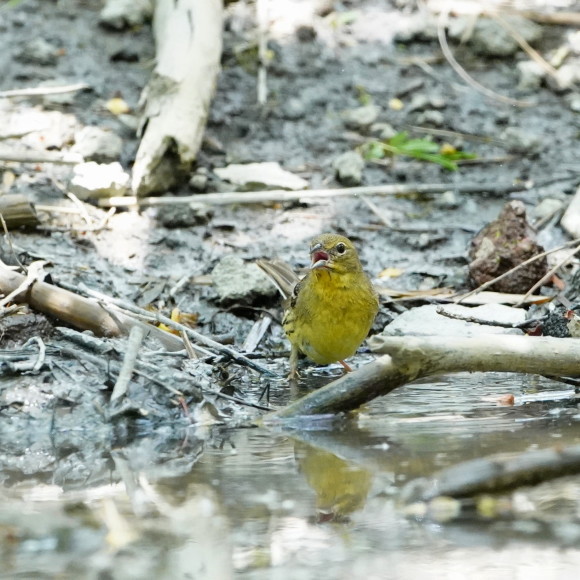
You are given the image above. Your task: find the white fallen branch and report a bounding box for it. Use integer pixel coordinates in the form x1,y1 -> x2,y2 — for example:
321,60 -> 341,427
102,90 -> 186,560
0,83 -> 89,99
263,335 -> 580,420
99,180 -> 532,208
131,0 -> 223,195
111,325 -> 145,401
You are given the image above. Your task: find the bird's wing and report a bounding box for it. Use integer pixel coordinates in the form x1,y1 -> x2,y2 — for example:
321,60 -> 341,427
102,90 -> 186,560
256,258 -> 301,300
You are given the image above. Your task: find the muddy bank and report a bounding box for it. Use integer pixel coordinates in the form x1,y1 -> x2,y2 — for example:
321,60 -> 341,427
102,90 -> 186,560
0,0 -> 580,577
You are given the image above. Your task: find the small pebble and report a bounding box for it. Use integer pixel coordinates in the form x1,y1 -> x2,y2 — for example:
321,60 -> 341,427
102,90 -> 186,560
449,16 -> 542,57
434,190 -> 459,209
533,197 -> 563,221
517,61 -> 545,91
189,169 -> 208,192
99,0 -> 153,30
296,25 -> 316,42
342,104 -> 380,129
69,161 -> 130,200
370,122 -> 397,140
212,255 -> 277,303
415,110 -> 445,127
565,93 -> 580,113
71,126 -> 123,163
282,98 -> 306,120
16,38 -> 58,66
332,151 -> 365,186
156,202 -> 212,228
500,127 -> 542,154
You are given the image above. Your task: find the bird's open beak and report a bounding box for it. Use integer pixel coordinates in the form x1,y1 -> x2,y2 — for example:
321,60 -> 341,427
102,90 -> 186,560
310,244 -> 330,270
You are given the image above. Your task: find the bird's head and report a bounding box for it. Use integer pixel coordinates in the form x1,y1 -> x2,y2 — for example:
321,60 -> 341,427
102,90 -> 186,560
309,233 -> 362,275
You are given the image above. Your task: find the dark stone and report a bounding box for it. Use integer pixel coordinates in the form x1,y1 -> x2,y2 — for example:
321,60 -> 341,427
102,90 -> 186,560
468,201 -> 548,293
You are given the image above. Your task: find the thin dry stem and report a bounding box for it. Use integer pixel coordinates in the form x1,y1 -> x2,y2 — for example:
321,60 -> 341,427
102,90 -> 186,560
437,9 -> 533,108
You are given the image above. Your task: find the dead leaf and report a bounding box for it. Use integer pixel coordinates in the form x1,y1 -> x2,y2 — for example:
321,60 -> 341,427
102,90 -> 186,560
377,267 -> 404,279
106,97 -> 130,116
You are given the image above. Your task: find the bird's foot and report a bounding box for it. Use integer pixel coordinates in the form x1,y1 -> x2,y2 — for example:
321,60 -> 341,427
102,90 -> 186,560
339,360 -> 352,373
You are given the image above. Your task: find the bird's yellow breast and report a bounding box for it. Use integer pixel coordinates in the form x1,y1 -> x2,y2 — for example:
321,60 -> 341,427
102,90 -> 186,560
284,268 -> 378,365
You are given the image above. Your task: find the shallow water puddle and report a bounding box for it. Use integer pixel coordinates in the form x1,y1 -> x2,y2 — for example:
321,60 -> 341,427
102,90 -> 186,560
1,372 -> 579,579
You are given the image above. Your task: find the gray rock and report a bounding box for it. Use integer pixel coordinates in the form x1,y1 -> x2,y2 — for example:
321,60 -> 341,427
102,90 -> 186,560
449,16 -> 542,57
71,126 -> 123,163
16,38 -> 57,66
117,114 -> 140,132
407,94 -> 429,113
561,186 -> 580,238
415,110 -> 445,127
430,96 -> 447,109
394,12 -> 438,43
99,0 -> 153,30
549,59 -> 580,92
214,162 -> 308,191
342,104 -> 380,129
212,255 -> 277,303
189,168 -> 208,192
69,162 -> 130,200
500,127 -> 542,154
14,109 -> 79,149
282,98 -> 306,120
296,25 -> 316,42
434,190 -> 460,209
333,151 -> 365,186
566,93 -> 580,113
156,202 -> 212,228
380,304 -> 525,337
370,122 -> 397,140
533,198 -> 563,221
517,61 -> 545,91
408,94 -> 446,113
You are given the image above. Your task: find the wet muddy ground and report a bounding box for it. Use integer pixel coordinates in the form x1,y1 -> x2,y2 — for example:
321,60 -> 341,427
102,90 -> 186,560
1,0 -> 580,578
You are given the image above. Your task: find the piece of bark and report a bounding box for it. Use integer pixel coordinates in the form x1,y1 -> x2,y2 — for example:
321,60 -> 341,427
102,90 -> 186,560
0,194 -> 39,229
132,0 -> 223,195
0,260 -> 123,337
263,335 -> 580,420
0,261 -> 183,351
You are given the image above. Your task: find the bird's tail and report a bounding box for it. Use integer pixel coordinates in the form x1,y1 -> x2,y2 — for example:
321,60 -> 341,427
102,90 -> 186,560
256,258 -> 300,300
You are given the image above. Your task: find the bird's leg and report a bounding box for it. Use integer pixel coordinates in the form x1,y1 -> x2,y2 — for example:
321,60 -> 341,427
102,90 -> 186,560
339,360 -> 352,373
288,346 -> 300,380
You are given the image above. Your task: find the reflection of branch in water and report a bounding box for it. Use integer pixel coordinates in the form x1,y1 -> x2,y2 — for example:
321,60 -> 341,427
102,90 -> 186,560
401,443 -> 580,509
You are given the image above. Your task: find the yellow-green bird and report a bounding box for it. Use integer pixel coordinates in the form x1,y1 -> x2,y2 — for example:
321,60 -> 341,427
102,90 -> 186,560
258,233 -> 379,378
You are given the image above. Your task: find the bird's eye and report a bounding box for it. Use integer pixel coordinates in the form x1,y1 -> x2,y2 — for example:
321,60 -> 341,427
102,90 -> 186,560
336,243 -> 346,254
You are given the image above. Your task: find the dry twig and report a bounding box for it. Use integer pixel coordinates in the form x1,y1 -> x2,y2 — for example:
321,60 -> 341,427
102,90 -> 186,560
81,286 -> 279,377
516,244 -> 580,306
437,9 -> 533,108
111,326 -> 145,402
0,83 -> 89,98
99,180 -> 537,209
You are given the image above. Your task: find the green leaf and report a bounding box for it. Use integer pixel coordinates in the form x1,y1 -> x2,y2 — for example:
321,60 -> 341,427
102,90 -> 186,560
384,132 -> 478,170
360,141 -> 386,160
396,138 -> 440,154
355,85 -> 372,106
329,10 -> 360,28
0,0 -> 26,11
388,131 -> 409,147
